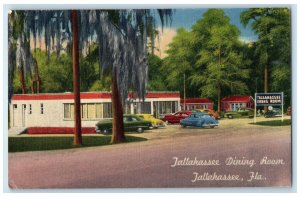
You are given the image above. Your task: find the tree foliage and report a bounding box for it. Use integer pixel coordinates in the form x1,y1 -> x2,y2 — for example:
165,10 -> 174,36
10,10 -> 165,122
162,28 -> 200,97
240,8 -> 291,106
161,9 -> 250,111
9,9 -> 172,144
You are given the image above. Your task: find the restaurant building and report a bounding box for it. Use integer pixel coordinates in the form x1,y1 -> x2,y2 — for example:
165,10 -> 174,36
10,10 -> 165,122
10,91 -> 180,129
180,98 -> 214,111
220,95 -> 254,112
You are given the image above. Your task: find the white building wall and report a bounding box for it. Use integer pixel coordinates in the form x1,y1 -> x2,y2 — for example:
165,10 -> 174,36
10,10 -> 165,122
10,96 -> 180,128
10,98 -> 111,128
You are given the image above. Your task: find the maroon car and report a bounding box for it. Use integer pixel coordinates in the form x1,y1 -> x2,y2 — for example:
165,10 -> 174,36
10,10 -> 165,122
161,110 -> 192,124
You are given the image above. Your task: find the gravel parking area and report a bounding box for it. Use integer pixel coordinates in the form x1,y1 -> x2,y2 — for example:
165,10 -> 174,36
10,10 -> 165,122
127,115 -> 291,140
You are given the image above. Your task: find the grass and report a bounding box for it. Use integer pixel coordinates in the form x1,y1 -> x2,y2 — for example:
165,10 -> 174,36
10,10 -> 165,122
250,119 -> 291,126
8,135 -> 147,152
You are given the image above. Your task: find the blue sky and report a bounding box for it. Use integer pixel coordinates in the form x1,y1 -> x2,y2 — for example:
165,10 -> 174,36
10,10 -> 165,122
156,8 -> 258,42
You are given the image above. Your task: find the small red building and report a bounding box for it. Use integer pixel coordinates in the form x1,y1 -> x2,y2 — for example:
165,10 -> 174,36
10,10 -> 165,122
221,95 -> 254,112
180,98 -> 214,111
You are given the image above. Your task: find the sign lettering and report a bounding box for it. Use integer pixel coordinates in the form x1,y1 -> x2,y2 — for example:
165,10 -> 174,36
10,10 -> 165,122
255,93 -> 283,106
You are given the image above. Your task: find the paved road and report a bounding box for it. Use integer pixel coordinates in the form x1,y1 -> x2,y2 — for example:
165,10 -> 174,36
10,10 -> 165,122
8,117 -> 291,188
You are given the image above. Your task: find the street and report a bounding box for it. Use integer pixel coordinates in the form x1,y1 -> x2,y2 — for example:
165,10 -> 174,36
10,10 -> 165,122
8,117 -> 292,188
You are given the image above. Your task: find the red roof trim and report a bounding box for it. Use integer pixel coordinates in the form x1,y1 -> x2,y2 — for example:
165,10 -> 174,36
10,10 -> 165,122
180,98 -> 213,104
12,92 -> 180,101
221,95 -> 253,102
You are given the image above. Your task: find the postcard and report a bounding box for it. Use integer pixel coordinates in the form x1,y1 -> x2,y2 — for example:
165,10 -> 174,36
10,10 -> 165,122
6,6 -> 293,190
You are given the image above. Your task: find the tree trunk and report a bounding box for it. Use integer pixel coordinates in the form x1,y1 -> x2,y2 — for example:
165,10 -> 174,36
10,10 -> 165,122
217,46 -> 221,112
35,60 -> 41,94
19,65 -> 26,94
31,79 -> 35,94
183,73 -> 186,110
111,67 -> 126,144
71,10 -> 82,145
264,63 -> 268,112
217,84 -> 221,112
264,64 -> 268,93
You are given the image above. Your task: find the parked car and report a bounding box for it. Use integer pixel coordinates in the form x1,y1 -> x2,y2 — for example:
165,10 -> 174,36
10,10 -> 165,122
95,114 -> 152,134
161,110 -> 192,124
136,114 -> 166,128
264,108 -> 282,118
224,108 -> 254,119
180,112 -> 219,128
194,109 -> 220,119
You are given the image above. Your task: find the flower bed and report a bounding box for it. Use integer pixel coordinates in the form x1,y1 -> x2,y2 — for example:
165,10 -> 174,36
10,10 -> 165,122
26,127 -> 96,134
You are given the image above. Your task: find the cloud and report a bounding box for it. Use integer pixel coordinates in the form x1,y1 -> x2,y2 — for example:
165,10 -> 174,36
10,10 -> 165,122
154,28 -> 177,58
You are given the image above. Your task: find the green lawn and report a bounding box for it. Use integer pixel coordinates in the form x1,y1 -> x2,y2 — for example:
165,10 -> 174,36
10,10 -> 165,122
8,135 -> 147,152
250,119 -> 291,126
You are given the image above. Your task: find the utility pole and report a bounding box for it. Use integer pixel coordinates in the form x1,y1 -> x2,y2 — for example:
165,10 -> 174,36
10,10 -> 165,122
184,73 -> 186,111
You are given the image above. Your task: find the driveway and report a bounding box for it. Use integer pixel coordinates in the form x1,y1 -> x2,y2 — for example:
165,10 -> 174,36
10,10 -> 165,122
8,116 -> 291,188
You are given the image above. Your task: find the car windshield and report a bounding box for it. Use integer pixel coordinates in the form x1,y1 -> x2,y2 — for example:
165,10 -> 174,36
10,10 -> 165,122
189,114 -> 198,118
124,116 -> 141,122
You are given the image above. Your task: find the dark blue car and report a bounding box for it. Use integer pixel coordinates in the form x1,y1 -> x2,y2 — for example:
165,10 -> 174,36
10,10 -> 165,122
180,112 -> 219,128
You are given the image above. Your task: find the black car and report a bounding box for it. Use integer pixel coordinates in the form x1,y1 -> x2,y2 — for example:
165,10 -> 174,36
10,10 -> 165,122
264,108 -> 282,118
95,114 -> 152,134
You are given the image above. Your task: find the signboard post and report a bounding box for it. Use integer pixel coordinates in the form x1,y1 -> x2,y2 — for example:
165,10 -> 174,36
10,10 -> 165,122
254,92 -> 284,123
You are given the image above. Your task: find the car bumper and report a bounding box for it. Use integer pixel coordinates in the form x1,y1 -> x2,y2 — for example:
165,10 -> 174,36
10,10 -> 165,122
202,123 -> 219,127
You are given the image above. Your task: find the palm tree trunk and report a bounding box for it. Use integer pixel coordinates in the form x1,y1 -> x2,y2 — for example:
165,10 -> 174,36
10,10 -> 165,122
71,10 -> 82,145
111,67 -> 126,144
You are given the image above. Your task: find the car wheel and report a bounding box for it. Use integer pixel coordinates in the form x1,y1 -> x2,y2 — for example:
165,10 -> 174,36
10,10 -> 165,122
227,115 -> 233,119
102,129 -> 110,135
137,127 -> 144,133
181,124 -> 186,128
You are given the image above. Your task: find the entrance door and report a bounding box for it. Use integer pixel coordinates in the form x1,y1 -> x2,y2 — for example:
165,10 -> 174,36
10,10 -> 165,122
22,104 -> 26,127
12,104 -> 17,127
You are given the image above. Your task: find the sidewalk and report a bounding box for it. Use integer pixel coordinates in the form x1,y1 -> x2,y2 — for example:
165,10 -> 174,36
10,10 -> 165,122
8,127 -> 27,137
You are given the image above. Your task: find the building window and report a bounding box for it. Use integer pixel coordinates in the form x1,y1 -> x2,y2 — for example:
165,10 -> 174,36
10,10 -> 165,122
103,103 -> 112,118
134,102 -> 151,114
87,103 -> 96,119
81,104 -> 87,119
29,104 -> 32,114
64,103 -> 74,119
153,101 -> 178,117
64,103 -> 111,120
64,104 -> 71,119
123,102 -> 131,114
40,103 -> 44,114
95,103 -> 103,118
13,104 -> 17,109
172,101 -> 178,112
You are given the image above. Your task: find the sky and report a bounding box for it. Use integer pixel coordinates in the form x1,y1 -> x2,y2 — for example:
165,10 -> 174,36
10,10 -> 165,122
168,9 -> 257,42
154,8 -> 258,58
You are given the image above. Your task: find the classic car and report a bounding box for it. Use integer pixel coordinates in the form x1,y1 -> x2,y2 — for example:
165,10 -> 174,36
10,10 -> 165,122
136,114 -> 166,128
95,114 -> 152,134
224,108 -> 254,119
180,112 -> 219,128
161,110 -> 192,124
264,108 -> 282,118
194,109 -> 221,119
